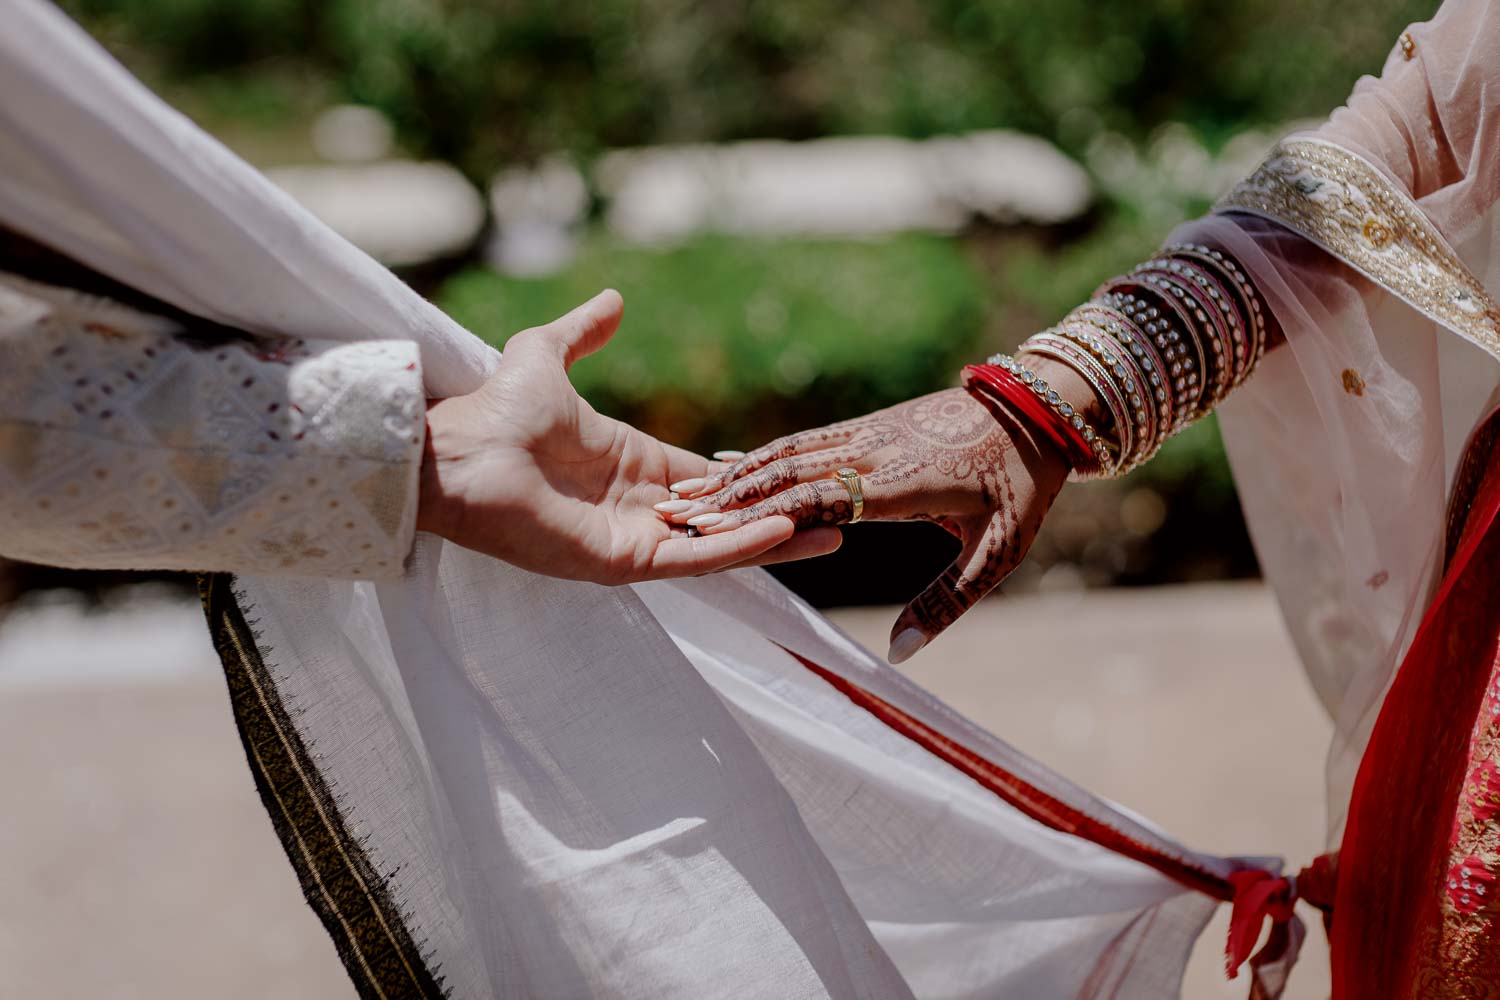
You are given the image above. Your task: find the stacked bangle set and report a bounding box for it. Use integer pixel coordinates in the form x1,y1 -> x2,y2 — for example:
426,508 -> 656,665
963,243 -> 1266,480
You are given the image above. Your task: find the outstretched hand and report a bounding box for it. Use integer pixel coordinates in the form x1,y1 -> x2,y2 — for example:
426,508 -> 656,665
416,290 -> 842,583
665,388 -> 1070,662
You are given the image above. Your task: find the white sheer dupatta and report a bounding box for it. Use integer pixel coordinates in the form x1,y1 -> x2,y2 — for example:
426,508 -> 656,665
1182,0 -> 1500,847
2,2 -> 1256,997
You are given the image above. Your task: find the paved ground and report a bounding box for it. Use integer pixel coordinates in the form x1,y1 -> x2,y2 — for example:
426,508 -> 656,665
0,582 -> 1331,999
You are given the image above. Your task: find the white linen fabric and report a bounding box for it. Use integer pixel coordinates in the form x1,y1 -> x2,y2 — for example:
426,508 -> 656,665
1180,0 -> 1500,846
1,2 -> 1248,997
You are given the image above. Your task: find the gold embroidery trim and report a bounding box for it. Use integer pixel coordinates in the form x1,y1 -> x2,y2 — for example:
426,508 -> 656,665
1215,138 -> 1500,365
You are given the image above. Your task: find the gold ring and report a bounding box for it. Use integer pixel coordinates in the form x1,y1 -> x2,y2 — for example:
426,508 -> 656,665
834,467 -> 864,524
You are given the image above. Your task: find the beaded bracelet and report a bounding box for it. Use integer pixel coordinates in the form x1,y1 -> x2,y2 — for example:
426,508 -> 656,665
1160,244 -> 1264,384
1133,266 -> 1233,408
1175,259 -> 1246,389
1041,325 -> 1144,459
964,361 -> 1101,472
1169,258 -> 1245,356
1021,332 -> 1133,467
963,363 -> 1094,470
1099,290 -> 1199,424
1044,322 -> 1160,473
1153,251 -> 1253,388
1056,319 -> 1158,468
965,357 -> 1114,476
1118,273 -> 1208,419
1071,303 -> 1174,443
969,242 -> 1269,480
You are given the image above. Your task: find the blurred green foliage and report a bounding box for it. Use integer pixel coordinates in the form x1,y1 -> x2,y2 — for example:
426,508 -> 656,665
64,0 -> 1436,181
439,234 -> 988,452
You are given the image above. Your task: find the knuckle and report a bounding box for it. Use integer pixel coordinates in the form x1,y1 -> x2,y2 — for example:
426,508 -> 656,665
724,483 -> 756,507
732,448 -> 771,475
725,503 -> 760,525
772,435 -> 802,459
789,482 -> 824,505
724,458 -> 754,482
504,327 -> 539,351
729,475 -> 767,505
766,458 -> 802,493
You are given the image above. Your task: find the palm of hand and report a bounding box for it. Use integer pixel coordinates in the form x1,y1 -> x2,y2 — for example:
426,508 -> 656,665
474,352 -> 684,582
420,290 -> 838,584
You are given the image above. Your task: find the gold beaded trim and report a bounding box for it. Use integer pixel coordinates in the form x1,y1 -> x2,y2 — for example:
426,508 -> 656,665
1216,138 -> 1500,365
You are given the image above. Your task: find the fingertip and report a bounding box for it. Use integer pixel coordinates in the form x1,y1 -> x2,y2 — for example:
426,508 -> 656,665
805,525 -> 843,555
718,513 -> 792,540
592,287 -> 624,318
696,506 -> 758,534
723,524 -> 842,571
887,627 -> 928,665
725,514 -> 796,558
761,514 -> 797,540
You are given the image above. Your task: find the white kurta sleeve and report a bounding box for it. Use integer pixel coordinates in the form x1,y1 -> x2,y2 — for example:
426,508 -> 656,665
0,278 -> 425,578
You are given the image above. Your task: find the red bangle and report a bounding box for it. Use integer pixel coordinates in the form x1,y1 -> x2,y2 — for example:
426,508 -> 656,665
962,363 -> 1100,472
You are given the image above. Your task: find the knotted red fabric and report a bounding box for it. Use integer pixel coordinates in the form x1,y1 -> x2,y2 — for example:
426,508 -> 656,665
1225,854 -> 1339,984
1226,869 -> 1297,979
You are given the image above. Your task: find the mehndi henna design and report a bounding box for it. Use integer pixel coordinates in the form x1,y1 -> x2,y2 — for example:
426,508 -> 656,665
686,388 -> 1070,649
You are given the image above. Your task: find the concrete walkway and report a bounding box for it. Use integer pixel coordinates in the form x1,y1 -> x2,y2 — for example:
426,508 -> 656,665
0,583 -> 1331,999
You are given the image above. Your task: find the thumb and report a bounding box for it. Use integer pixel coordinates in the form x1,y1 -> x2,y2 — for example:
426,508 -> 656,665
887,513 -> 1013,664
523,288 -> 624,370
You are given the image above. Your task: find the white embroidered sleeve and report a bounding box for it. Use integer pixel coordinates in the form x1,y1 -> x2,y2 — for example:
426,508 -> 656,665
0,278 -> 425,578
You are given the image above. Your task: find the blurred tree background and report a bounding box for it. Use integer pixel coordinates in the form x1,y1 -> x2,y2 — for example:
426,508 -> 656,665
63,0 -> 1424,178
22,0 -> 1437,607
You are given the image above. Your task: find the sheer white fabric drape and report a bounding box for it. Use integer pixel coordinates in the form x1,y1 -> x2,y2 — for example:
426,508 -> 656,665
1,2 -> 1252,997
1181,0 -> 1500,845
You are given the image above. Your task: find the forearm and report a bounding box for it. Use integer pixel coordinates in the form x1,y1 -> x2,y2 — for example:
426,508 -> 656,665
0,277 -> 424,578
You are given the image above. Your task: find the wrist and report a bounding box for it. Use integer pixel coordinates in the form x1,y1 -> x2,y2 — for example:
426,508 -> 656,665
965,357 -> 1115,475
963,368 -> 1082,477
416,399 -> 464,540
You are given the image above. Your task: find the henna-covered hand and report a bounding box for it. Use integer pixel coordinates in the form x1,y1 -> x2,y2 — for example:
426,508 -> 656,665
663,388 -> 1070,662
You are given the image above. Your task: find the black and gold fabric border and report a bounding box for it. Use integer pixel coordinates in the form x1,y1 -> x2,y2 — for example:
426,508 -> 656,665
198,572 -> 449,1000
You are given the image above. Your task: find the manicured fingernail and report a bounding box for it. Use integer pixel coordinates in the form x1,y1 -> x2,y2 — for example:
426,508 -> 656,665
667,503 -> 713,522
654,499 -> 696,515
687,513 -> 724,528
671,477 -> 707,494
713,450 -> 746,461
887,629 -> 927,665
